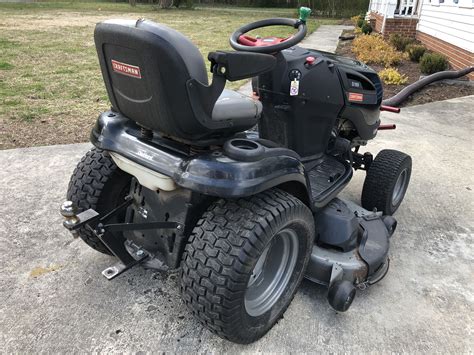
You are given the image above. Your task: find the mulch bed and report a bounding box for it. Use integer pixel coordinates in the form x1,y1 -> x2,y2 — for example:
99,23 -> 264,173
336,29 -> 474,107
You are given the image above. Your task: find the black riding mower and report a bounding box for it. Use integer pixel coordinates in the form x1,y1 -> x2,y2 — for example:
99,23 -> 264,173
61,8 -> 412,344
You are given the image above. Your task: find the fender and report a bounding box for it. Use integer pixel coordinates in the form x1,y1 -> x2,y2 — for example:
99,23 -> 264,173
91,111 -> 309,199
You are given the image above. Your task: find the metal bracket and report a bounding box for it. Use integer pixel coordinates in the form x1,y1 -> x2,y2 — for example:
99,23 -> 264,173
352,152 -> 373,171
101,248 -> 148,280
93,220 -> 181,280
98,221 -> 182,233
329,263 -> 343,288
61,195 -> 184,280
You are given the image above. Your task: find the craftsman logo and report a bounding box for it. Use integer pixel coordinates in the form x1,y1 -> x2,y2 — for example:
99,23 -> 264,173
111,60 -> 142,79
348,92 -> 364,102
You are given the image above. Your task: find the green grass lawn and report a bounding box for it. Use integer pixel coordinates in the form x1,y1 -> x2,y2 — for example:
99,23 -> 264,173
0,2 -> 339,149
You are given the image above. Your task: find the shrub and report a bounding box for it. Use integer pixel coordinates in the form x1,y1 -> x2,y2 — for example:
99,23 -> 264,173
419,52 -> 449,74
352,34 -> 405,67
351,15 -> 361,26
378,68 -> 408,85
361,21 -> 373,34
406,44 -> 426,62
357,18 -> 365,28
389,34 -> 414,51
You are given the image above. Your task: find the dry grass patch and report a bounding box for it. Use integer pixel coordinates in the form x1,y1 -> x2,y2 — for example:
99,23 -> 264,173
0,3 -> 337,149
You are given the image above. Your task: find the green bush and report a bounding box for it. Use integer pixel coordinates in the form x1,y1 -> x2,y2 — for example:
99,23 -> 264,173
361,21 -> 373,34
356,18 -> 365,28
389,34 -> 414,51
406,44 -> 426,62
419,52 -> 449,74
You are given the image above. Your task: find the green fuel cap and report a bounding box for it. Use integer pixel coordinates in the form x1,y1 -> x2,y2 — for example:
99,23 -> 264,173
299,7 -> 312,23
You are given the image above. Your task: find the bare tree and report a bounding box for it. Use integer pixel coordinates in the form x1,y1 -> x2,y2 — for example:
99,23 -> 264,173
160,0 -> 173,8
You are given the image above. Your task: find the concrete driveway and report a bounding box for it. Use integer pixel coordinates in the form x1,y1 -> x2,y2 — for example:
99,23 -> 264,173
0,96 -> 473,352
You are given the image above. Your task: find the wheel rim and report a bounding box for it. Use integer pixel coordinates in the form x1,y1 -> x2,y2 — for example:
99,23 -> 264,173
244,228 -> 299,317
392,168 -> 408,206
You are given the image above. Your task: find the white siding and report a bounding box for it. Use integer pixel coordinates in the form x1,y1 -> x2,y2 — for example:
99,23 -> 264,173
417,0 -> 474,52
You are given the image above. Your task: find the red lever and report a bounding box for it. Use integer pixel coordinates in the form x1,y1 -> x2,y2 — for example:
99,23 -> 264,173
380,105 -> 400,113
378,124 -> 397,130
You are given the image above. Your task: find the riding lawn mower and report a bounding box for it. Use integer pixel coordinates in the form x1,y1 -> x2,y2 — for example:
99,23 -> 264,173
61,8 -> 412,344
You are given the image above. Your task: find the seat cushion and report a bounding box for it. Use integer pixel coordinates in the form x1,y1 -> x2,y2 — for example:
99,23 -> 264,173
212,89 -> 262,122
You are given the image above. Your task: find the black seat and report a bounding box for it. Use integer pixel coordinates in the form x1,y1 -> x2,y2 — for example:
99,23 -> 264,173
94,19 -> 263,144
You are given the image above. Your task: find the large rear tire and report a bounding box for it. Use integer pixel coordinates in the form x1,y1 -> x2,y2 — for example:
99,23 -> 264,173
180,189 -> 314,344
66,148 -> 132,254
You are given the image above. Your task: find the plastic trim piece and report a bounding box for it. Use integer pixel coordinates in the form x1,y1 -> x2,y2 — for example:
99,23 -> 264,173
91,111 -> 308,199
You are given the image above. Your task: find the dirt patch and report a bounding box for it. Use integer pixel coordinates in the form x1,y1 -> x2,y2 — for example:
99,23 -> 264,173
335,29 -> 474,106
29,264 -> 63,278
402,83 -> 474,107
0,12 -> 110,30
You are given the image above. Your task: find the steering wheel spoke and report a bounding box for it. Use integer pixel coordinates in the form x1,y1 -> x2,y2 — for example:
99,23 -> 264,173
238,35 -> 258,46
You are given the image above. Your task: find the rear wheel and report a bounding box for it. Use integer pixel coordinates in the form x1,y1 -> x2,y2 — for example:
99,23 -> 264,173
66,148 -> 132,254
361,149 -> 412,215
180,189 -> 314,344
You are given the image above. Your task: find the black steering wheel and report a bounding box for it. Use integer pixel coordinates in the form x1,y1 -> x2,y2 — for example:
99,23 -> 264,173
229,18 -> 307,54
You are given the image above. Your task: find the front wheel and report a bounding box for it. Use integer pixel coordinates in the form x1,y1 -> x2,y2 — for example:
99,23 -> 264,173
361,149 -> 412,215
180,189 -> 314,344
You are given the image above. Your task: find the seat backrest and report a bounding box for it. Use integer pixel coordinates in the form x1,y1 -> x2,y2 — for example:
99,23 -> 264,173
94,19 -> 211,139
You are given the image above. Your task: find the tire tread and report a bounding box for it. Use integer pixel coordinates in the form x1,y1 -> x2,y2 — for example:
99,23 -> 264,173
66,148 -> 128,254
361,149 -> 411,214
180,189 -> 313,343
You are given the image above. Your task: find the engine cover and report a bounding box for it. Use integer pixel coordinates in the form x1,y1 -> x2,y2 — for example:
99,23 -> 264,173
257,47 -> 383,158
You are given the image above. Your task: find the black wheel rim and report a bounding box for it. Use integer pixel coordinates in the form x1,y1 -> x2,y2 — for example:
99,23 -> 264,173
392,168 -> 408,206
244,228 -> 299,317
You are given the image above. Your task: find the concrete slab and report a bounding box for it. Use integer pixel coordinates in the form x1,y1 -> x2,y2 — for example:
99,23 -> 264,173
301,25 -> 353,53
0,96 -> 473,352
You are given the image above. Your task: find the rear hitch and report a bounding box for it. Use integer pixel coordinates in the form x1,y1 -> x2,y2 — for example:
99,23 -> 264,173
60,196 -> 183,279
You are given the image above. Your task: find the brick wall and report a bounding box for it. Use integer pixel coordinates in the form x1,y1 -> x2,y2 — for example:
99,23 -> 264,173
369,12 -> 418,39
384,18 -> 418,38
370,12 -> 384,34
417,31 -> 474,80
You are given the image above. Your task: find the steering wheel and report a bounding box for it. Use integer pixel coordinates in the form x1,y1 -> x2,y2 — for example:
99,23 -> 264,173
229,8 -> 311,54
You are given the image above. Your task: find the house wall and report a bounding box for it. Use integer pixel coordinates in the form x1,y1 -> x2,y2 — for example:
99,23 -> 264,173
369,12 -> 419,38
417,32 -> 474,79
417,1 -> 474,53
417,0 -> 474,79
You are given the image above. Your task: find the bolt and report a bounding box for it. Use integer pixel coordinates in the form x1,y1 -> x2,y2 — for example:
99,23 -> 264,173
136,250 -> 144,257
